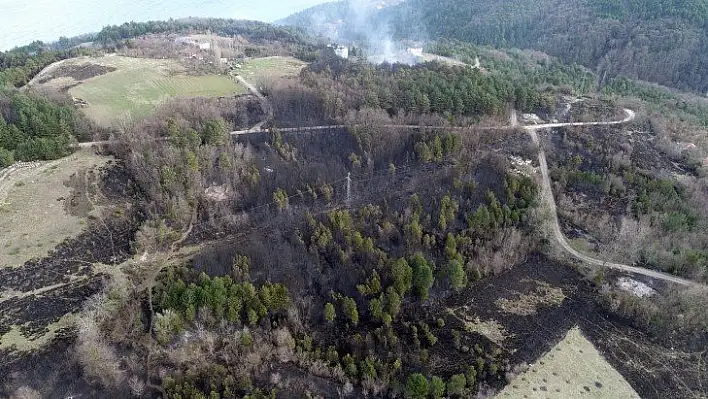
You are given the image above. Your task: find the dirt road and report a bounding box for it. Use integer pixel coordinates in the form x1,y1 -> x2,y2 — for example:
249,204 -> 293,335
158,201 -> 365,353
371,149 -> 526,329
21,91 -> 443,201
525,109 -> 695,287
68,107 -> 700,285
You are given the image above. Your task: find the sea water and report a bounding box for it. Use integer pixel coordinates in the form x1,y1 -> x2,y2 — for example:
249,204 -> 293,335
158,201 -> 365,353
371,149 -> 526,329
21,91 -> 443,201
0,0 -> 324,50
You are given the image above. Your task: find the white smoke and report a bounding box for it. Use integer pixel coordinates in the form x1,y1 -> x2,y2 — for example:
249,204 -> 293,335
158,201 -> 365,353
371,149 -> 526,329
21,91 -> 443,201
306,0 -> 420,65
347,0 -> 412,64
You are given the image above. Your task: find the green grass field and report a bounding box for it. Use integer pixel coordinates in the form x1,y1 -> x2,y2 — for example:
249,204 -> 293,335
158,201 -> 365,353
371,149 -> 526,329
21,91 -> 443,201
68,56 -> 244,126
497,327 -> 639,399
237,56 -> 306,86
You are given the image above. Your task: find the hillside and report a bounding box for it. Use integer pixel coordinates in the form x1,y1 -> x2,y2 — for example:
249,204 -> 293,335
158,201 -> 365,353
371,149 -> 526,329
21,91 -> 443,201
281,0 -> 708,94
2,15 -> 708,399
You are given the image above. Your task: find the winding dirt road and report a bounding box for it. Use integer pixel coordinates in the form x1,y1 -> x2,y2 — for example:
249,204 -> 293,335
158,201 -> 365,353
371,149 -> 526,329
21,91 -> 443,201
525,109 -> 696,287
70,99 -> 698,286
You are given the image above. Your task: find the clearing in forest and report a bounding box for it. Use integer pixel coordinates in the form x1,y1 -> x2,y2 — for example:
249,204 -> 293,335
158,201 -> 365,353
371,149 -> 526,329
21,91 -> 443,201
0,150 -> 110,269
35,55 -> 245,126
236,56 -> 307,86
496,327 -> 639,399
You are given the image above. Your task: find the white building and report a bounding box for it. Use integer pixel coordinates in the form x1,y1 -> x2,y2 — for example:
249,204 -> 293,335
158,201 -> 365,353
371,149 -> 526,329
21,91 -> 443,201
198,42 -> 211,51
407,47 -> 423,57
334,45 -> 349,59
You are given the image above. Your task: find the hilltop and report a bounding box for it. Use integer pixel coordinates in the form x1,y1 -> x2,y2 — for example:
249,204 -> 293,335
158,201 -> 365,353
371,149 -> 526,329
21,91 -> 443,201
281,0 -> 708,94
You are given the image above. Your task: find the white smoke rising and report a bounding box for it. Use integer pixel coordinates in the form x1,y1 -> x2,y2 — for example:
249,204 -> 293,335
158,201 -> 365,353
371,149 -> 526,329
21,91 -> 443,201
306,0 -> 420,64
346,0 -> 414,64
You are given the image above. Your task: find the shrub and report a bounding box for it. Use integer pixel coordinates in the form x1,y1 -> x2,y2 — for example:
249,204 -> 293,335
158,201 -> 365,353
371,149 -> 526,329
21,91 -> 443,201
357,270 -> 382,296
446,259 -> 467,290
369,297 -> 384,321
391,258 -> 413,296
447,374 -> 467,396
0,147 -> 14,168
430,376 -> 445,398
444,233 -> 457,259
384,286 -> 402,316
466,366 -> 477,387
411,254 -> 434,299
320,183 -> 334,201
405,373 -> 429,399
342,297 -> 359,325
154,309 -> 183,345
324,302 -> 336,323
273,188 -> 289,210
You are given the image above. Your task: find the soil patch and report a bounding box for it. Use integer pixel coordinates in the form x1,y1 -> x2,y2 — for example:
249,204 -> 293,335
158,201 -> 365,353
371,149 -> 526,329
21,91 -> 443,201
495,279 -> 566,316
37,62 -> 117,84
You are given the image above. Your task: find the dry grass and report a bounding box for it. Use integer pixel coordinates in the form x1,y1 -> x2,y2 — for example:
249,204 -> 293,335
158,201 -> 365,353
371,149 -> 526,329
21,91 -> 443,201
237,56 -> 307,87
464,317 -> 511,345
0,313 -> 75,351
36,55 -> 245,126
0,150 -> 110,269
496,327 -> 640,399
447,306 -> 512,345
496,280 -> 566,316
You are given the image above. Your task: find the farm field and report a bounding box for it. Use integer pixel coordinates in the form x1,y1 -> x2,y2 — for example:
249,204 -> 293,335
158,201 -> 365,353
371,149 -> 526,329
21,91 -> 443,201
32,55 -> 245,126
237,56 -> 307,86
497,327 -> 640,398
68,56 -> 243,126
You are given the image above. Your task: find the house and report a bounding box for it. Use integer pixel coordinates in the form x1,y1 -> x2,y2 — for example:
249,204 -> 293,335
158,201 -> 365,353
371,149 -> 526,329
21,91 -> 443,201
334,45 -> 349,59
407,47 -> 423,57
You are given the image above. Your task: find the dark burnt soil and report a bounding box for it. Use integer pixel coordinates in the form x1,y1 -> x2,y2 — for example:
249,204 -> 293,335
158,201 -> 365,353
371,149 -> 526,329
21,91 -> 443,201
0,332 -> 106,399
435,256 -> 704,399
0,162 -> 142,398
564,98 -> 624,123
543,123 -> 686,241
37,63 -> 117,84
255,363 -> 360,398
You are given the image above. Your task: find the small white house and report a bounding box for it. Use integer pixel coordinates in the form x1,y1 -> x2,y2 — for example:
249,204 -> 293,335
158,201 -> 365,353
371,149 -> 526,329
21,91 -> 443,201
407,47 -> 423,57
334,45 -> 349,59
198,42 -> 211,51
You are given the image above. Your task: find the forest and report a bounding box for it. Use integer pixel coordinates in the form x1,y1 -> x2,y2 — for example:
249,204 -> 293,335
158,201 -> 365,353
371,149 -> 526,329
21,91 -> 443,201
1,10 -> 707,398
0,45 -> 90,88
0,90 -> 93,166
265,45 -> 603,128
84,87 -> 546,397
285,0 -> 708,93
300,54 -> 550,119
95,18 -> 313,47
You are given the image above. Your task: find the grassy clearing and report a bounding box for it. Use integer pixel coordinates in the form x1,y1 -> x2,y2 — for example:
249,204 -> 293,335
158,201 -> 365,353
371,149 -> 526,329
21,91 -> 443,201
447,305 -> 512,345
496,280 -> 566,316
497,327 -> 640,399
0,150 -> 110,268
237,56 -> 306,86
0,313 -> 75,351
56,56 -> 245,126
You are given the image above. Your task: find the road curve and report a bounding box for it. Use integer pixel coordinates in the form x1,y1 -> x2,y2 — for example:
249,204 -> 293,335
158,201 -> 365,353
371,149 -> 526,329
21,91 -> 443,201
525,109 -> 696,287
71,107 -> 699,286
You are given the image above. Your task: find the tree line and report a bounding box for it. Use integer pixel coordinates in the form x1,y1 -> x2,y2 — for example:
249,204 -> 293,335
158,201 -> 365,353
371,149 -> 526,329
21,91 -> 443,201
96,18 -> 312,47
0,90 -> 91,167
0,45 -> 91,88
300,53 -> 552,122
286,0 -> 708,93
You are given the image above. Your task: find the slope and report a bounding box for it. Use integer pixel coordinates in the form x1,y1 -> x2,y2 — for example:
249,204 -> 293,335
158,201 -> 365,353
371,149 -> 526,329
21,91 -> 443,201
281,0 -> 708,94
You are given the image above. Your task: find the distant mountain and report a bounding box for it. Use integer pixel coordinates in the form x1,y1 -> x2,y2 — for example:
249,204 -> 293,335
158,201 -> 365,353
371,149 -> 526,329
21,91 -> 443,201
281,0 -> 708,94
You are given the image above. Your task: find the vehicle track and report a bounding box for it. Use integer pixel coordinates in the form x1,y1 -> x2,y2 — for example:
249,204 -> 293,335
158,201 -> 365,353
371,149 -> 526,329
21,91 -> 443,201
525,109 -> 696,287
73,99 -> 699,286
